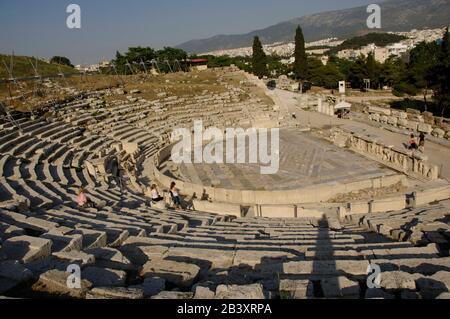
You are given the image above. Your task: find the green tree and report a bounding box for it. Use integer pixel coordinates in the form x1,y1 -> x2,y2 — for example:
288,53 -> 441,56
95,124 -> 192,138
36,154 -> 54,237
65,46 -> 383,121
432,28 -> 450,117
365,52 -> 379,89
252,36 -> 267,78
379,57 -> 405,89
406,41 -> 439,110
346,55 -> 367,89
50,56 -> 73,68
293,26 -> 308,91
307,57 -> 343,89
111,46 -> 188,74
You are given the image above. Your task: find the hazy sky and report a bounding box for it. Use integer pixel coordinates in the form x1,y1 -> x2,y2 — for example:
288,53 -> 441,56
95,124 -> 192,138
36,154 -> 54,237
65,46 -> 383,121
0,0 -> 377,64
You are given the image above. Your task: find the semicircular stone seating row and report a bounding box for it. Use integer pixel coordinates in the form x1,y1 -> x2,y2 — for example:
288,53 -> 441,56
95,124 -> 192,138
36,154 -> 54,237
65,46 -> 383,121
0,84 -> 450,300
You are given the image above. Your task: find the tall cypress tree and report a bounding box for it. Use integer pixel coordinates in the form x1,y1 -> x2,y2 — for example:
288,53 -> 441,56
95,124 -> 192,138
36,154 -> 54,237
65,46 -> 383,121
366,52 -> 377,89
434,28 -> 450,117
293,26 -> 307,92
252,36 -> 267,79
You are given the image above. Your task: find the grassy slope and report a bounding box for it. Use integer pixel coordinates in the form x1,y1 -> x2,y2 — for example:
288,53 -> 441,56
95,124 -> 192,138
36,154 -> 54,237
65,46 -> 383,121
0,54 -> 75,79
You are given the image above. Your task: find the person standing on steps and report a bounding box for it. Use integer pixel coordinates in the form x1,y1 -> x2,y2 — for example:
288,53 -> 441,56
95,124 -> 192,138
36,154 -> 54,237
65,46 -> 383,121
170,181 -> 182,211
419,132 -> 426,153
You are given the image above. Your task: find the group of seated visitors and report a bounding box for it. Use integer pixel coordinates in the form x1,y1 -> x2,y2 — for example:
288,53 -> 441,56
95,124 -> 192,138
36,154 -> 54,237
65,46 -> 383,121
408,133 -> 426,152
150,182 -> 182,210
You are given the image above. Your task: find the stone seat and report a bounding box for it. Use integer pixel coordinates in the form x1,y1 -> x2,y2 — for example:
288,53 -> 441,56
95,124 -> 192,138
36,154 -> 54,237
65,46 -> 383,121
68,228 -> 108,250
0,131 -> 19,147
7,136 -> 40,157
31,122 -> 67,138
0,221 -> 25,241
1,235 -> 52,263
40,232 -> 83,253
5,179 -> 54,209
373,257 -> 450,276
0,135 -> 31,153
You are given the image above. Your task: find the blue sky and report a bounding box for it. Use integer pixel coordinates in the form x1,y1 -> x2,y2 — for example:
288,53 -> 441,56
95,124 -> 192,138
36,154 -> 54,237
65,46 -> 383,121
0,0 -> 376,64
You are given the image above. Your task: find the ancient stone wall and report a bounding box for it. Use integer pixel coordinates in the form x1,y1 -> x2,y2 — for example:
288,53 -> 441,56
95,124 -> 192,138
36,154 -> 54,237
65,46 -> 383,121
332,129 -> 440,180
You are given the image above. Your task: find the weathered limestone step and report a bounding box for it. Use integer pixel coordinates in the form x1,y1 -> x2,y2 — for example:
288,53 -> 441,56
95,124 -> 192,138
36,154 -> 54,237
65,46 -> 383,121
8,137 -> 40,157
373,257 -> 450,276
0,179 -> 14,202
2,236 -> 52,263
23,141 -> 50,159
0,135 -> 30,153
69,228 -> 108,249
166,246 -> 236,269
0,221 -> 25,241
233,249 -> 300,267
305,249 -> 363,261
86,287 -> 144,299
41,232 -> 83,253
82,266 -> 127,288
320,276 -> 360,299
140,259 -> 201,288
361,243 -> 441,260
215,284 -> 266,299
52,250 -> 95,266
21,179 -> 59,209
32,269 -> 92,298
0,260 -> 34,284
0,131 -> 19,146
282,260 -> 370,276
85,247 -> 131,266
0,154 -> 13,178
1,212 -> 59,234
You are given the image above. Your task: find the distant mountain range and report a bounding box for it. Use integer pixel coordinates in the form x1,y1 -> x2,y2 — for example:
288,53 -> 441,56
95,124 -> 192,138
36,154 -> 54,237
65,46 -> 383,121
177,0 -> 450,53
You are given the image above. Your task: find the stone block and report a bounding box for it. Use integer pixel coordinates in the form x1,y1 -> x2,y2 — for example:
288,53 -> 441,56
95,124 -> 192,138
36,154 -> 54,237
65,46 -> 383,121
151,291 -> 194,299
52,250 -> 95,266
387,116 -> 398,126
140,259 -> 200,288
2,236 -> 52,263
0,260 -> 34,283
406,121 -> 419,131
194,286 -> 216,299
379,271 -> 420,290
279,279 -> 314,299
33,269 -> 92,299
397,118 -> 408,127
215,284 -> 265,299
87,287 -> 144,299
321,276 -> 360,298
82,267 -> 127,287
418,123 -> 433,134
130,277 -> 166,298
432,128 -> 445,138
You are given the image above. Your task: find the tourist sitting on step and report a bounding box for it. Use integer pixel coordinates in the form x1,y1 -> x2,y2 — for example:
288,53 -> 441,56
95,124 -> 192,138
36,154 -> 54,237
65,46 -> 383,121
77,187 -> 95,209
150,184 -> 164,202
408,134 -> 419,150
170,181 -> 182,210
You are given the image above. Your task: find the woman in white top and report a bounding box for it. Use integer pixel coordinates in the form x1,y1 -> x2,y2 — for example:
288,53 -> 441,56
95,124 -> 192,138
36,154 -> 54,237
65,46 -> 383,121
150,184 -> 163,202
